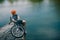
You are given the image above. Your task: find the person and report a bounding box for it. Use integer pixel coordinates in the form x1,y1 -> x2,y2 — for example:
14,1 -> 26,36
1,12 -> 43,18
9,9 -> 26,34
9,9 -> 26,26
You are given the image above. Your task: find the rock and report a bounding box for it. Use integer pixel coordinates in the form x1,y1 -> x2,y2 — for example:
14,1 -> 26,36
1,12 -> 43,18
0,23 -> 25,40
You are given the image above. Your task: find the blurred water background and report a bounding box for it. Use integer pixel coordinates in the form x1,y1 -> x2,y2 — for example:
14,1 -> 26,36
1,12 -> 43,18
0,0 -> 60,40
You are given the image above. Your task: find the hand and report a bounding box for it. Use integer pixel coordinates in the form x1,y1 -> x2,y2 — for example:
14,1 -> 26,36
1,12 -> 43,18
12,19 -> 17,22
12,20 -> 17,23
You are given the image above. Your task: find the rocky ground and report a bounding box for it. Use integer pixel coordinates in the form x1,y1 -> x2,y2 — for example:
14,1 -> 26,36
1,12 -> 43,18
0,23 -> 25,40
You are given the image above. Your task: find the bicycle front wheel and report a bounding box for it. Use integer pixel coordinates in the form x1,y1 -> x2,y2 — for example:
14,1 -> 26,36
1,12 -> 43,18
11,25 -> 24,38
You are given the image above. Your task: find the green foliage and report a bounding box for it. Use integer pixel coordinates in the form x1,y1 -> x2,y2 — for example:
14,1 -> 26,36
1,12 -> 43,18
29,0 -> 43,3
8,0 -> 18,3
0,0 -> 4,3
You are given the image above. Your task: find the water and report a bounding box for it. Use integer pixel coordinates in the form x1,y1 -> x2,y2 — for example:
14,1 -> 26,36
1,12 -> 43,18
0,0 -> 60,40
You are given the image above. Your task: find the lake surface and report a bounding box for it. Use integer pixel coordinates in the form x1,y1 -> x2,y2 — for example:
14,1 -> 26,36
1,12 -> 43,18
0,0 -> 60,40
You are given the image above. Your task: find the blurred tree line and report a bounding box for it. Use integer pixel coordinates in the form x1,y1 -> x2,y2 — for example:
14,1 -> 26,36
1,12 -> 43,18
0,0 -> 4,3
29,0 -> 43,3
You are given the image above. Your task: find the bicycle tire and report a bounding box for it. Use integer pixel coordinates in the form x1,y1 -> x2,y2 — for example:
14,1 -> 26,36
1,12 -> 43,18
11,25 -> 24,38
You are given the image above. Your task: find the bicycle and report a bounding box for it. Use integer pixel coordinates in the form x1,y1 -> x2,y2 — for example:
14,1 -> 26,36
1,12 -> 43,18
10,22 -> 24,38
